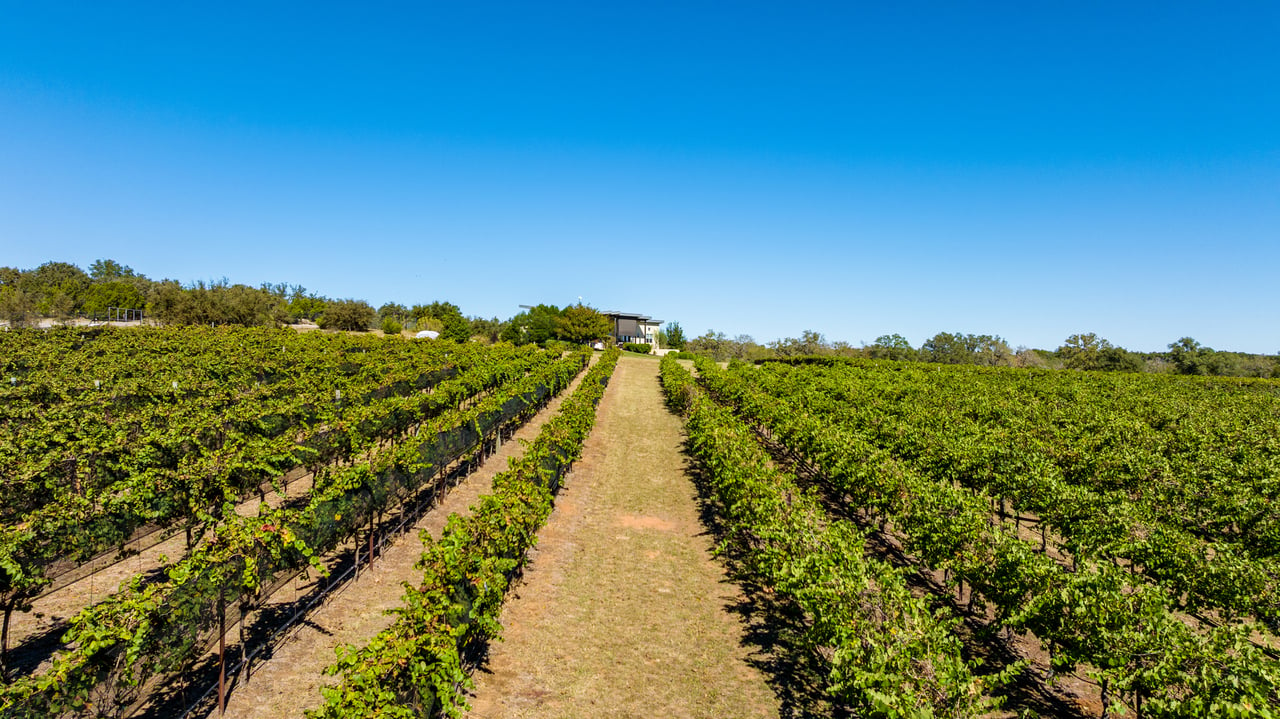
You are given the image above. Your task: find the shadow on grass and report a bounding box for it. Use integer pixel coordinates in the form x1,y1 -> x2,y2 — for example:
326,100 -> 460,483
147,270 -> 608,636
6,619 -> 73,677
8,562 -> 173,679
680,442 -> 853,719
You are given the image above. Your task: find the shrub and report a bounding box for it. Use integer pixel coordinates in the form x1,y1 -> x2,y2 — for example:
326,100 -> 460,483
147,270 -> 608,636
318,299 -> 376,331
381,318 -> 402,336
623,343 -> 652,354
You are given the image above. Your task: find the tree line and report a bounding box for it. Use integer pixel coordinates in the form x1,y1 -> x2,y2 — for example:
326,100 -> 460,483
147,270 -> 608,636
677,328 -> 1278,378
0,259 -> 614,345
5,259 -> 1274,376
0,259 -> 379,330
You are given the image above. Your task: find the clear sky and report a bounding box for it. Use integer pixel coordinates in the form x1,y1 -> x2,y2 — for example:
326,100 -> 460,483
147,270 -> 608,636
1,2 -> 1276,353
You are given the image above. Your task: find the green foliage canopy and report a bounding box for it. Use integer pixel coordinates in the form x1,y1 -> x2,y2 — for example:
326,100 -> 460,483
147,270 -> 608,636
81,281 -> 146,317
920,332 -> 1012,366
659,321 -> 687,350
869,333 -> 917,361
319,299 -> 376,331
501,304 -> 562,345
556,304 -> 612,345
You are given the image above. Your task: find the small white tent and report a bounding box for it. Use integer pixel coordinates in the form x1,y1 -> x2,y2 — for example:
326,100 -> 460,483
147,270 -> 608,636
414,330 -> 440,340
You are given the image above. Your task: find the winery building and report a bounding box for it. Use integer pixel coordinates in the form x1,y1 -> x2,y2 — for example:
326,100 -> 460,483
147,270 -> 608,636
602,311 -> 662,348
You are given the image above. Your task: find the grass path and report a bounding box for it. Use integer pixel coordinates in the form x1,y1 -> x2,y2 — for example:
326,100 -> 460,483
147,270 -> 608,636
466,355 -> 778,719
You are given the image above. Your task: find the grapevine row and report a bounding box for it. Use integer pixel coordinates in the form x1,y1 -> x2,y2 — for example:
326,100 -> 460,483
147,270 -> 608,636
308,348 -> 621,719
0,342 -> 551,676
662,356 -> 997,718
741,361 -> 1280,629
697,358 -> 1280,717
0,350 -> 589,717
755,359 -> 1280,558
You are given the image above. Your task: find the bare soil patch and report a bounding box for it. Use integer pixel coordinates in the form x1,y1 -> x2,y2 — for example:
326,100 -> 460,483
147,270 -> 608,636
615,514 -> 677,532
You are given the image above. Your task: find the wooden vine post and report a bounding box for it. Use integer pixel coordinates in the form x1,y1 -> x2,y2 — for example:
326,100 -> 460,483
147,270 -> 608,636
217,590 -> 227,715
0,595 -> 15,682
240,595 -> 250,683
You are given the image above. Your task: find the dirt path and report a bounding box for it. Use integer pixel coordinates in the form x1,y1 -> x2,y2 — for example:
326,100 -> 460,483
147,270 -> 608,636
466,355 -> 778,719
216,360 -> 596,719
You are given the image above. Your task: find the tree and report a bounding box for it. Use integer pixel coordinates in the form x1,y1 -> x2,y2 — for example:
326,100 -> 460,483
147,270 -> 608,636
526,305 -> 562,344
920,332 -> 970,364
88,259 -> 136,281
410,301 -> 470,341
1097,346 -> 1144,373
223,284 -> 287,325
440,312 -> 472,342
968,334 -> 1014,366
0,286 -> 34,327
149,280 -> 285,327
286,286 -> 327,322
468,316 -> 505,343
686,330 -> 770,361
1013,347 -> 1052,369
499,314 -> 530,344
319,299 -> 376,331
869,333 -> 917,361
687,330 -> 730,359
920,332 -> 1013,366
1058,333 -> 1113,370
771,330 -> 828,357
1168,337 -> 1212,375
377,302 -> 410,324
415,316 -> 444,333
501,304 -> 562,345
829,340 -> 865,357
659,322 -> 687,350
20,261 -> 91,317
82,281 -> 145,317
1165,337 -> 1266,376
731,334 -> 771,361
411,301 -> 462,325
556,304 -> 612,345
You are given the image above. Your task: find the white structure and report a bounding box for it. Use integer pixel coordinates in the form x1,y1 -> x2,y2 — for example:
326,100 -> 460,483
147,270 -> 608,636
414,330 -> 440,339
601,311 -> 661,350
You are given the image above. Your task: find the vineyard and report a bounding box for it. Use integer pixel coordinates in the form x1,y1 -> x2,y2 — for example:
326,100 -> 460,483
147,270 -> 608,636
662,354 -> 1280,718
2,325 -> 1278,718
0,326 -> 618,717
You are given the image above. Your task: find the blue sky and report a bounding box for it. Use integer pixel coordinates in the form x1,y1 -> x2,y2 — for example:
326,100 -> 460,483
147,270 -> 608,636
1,2 -> 1276,353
